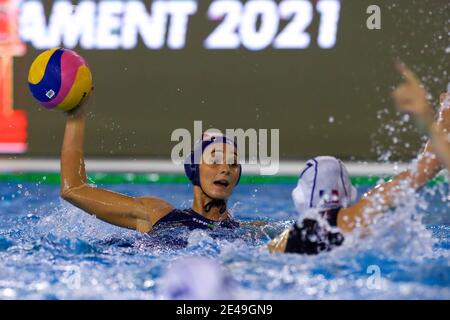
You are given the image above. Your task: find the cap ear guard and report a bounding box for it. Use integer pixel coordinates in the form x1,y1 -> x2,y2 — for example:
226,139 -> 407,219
291,159 -> 316,215
337,185 -> 358,208
184,141 -> 207,186
292,185 -> 307,215
184,152 -> 200,186
338,159 -> 358,206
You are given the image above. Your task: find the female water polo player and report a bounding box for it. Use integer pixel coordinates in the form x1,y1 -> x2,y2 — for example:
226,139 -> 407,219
269,65 -> 450,254
61,111 -> 241,232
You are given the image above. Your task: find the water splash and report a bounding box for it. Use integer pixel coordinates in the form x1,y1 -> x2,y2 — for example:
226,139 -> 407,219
1,182 -> 449,299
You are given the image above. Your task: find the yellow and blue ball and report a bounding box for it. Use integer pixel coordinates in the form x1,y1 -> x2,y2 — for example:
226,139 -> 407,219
28,48 -> 93,112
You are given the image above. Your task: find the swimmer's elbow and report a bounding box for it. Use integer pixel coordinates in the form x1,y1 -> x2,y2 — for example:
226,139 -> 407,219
60,188 -> 74,204
60,184 -> 85,203
60,188 -> 71,201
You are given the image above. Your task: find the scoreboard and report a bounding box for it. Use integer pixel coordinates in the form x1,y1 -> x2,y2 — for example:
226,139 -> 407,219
20,0 -> 341,50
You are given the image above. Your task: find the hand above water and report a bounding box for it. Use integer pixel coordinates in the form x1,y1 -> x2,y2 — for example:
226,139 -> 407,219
392,62 -> 434,125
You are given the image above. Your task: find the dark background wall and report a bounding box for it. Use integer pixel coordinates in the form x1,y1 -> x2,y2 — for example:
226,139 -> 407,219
12,0 -> 450,161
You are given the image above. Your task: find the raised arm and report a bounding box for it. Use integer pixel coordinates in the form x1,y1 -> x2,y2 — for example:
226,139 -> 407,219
60,101 -> 174,233
337,64 -> 448,232
391,63 -> 450,171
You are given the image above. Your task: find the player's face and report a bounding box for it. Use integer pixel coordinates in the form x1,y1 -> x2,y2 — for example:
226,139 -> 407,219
199,144 -> 240,200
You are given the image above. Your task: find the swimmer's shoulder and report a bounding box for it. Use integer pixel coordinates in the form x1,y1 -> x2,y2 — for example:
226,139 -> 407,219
135,196 -> 175,231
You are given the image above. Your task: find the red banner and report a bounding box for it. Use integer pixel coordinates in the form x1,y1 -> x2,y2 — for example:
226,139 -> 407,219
0,0 -> 27,154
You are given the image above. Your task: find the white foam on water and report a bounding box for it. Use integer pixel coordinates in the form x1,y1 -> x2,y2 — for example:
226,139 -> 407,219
345,192 -> 435,261
34,200 -> 137,241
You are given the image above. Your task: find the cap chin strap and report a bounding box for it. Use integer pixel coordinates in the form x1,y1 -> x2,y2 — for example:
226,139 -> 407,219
198,183 -> 227,215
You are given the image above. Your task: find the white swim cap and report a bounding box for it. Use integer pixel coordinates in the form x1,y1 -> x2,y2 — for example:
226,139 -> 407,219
292,156 -> 357,215
160,256 -> 235,300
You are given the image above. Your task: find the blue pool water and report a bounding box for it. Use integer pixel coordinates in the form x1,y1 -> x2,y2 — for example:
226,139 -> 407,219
0,180 -> 449,299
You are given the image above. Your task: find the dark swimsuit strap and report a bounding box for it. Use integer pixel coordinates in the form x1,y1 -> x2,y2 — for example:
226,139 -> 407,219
154,208 -> 239,230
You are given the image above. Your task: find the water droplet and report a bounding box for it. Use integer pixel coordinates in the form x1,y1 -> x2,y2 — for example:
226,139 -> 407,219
143,280 -> 155,288
402,114 -> 410,122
